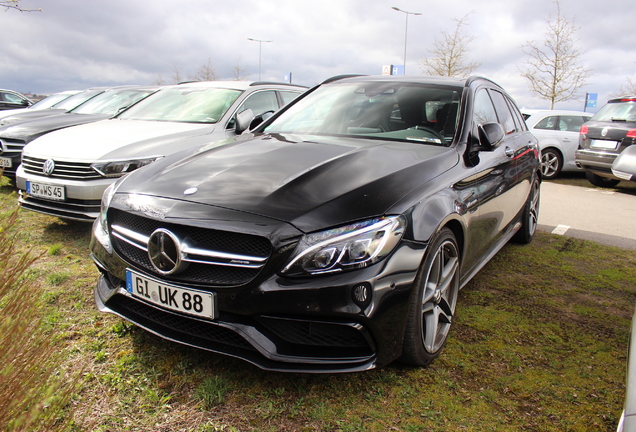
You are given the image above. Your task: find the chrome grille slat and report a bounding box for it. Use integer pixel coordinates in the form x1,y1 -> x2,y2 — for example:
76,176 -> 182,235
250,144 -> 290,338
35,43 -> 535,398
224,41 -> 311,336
109,210 -> 272,287
21,155 -> 102,179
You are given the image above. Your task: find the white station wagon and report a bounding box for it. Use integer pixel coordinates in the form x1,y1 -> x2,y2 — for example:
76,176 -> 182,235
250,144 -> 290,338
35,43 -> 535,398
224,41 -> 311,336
16,81 -> 306,221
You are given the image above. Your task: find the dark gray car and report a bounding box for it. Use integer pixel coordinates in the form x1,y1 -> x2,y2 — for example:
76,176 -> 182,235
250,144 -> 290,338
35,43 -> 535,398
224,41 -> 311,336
575,96 -> 636,187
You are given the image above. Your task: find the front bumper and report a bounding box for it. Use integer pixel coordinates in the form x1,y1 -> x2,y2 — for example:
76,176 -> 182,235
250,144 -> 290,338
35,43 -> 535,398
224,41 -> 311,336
90,217 -> 426,373
16,164 -> 114,221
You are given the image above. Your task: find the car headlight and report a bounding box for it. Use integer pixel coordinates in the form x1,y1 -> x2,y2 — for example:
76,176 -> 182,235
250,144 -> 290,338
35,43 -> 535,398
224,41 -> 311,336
281,216 -> 406,276
91,156 -> 163,178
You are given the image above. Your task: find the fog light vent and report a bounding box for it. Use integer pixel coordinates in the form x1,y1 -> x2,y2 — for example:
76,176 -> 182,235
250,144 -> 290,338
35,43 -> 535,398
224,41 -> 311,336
352,283 -> 371,308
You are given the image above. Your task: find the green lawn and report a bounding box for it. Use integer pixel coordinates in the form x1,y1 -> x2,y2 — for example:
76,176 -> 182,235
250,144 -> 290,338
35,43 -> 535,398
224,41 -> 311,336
1,175 -> 634,431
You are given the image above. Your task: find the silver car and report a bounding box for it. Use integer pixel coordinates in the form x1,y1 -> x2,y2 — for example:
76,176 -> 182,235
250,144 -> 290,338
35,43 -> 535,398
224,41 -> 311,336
16,81 -> 306,221
524,110 -> 592,179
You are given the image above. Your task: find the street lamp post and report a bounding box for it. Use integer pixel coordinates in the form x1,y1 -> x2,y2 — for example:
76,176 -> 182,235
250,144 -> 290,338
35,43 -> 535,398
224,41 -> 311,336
247,38 -> 272,80
392,7 -> 422,75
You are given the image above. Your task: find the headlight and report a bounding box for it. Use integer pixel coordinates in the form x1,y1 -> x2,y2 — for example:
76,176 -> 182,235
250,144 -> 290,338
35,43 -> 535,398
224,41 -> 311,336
91,156 -> 163,178
98,181 -> 118,234
282,216 -> 406,276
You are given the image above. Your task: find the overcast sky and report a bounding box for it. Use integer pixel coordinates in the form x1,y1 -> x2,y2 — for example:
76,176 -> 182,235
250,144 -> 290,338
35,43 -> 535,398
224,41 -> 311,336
1,0 -> 634,112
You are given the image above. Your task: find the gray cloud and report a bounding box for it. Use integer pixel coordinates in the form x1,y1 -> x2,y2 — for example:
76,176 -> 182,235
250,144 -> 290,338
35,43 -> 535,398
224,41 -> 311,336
1,0 -> 634,111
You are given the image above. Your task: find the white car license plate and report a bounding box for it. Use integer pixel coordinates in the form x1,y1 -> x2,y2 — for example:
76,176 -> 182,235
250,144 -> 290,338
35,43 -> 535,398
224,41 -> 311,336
0,157 -> 11,168
590,139 -> 619,150
26,181 -> 66,201
125,269 -> 216,319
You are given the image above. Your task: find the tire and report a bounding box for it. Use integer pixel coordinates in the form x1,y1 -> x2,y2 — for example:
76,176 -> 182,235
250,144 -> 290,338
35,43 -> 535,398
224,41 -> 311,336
513,174 -> 540,244
401,227 -> 460,367
585,170 -> 620,188
540,148 -> 562,180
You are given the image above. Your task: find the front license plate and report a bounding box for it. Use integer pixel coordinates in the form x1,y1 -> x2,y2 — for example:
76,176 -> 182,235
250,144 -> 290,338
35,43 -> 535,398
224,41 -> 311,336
26,181 -> 66,201
125,269 -> 216,319
590,139 -> 619,150
0,157 -> 11,168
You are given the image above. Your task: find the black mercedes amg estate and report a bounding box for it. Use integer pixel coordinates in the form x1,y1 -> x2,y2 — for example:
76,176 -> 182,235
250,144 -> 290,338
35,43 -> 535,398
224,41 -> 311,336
90,75 -> 540,372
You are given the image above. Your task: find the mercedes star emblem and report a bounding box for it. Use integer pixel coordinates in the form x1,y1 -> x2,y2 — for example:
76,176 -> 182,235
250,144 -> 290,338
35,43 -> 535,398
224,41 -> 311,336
42,158 -> 56,176
147,228 -> 184,275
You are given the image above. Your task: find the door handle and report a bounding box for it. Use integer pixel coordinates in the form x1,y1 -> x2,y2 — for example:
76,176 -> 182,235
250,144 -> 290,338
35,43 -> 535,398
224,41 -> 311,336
505,147 -> 515,158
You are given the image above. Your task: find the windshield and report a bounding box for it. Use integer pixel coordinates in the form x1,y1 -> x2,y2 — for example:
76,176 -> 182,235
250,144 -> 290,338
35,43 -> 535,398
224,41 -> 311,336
263,81 -> 461,145
29,92 -> 78,110
593,100 -> 636,122
52,89 -> 105,111
117,86 -> 242,123
71,89 -> 155,115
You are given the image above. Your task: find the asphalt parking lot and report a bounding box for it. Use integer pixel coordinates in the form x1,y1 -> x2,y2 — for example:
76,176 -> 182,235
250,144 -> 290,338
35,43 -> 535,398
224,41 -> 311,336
538,181 -> 636,250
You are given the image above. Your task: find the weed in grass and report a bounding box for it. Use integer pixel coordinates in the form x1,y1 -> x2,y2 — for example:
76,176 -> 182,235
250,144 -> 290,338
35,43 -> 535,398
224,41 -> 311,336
195,376 -> 231,409
0,209 -> 80,432
48,243 -> 63,256
47,271 -> 70,286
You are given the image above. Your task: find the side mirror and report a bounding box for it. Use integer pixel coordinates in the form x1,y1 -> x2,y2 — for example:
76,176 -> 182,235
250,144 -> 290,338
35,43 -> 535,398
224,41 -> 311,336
235,109 -> 254,134
249,110 -> 275,131
477,122 -> 504,151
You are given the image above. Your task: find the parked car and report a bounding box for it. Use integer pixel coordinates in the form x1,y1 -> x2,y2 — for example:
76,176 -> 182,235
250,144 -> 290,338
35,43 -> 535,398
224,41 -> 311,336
611,144 -> 636,182
0,90 -> 80,121
0,89 -> 33,111
0,87 -> 109,127
575,96 -> 636,187
90,74 -> 540,372
0,86 -> 159,180
523,110 -> 592,179
16,81 -> 307,221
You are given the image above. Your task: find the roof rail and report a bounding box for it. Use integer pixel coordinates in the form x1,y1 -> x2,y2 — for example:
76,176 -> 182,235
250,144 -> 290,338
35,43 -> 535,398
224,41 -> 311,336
321,74 -> 367,85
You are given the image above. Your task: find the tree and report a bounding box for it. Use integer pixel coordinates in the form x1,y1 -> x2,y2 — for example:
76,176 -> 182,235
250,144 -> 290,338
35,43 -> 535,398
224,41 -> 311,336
192,58 -> 218,82
520,1 -> 592,109
1,0 -> 40,11
418,12 -> 481,77
231,56 -> 250,81
617,77 -> 636,96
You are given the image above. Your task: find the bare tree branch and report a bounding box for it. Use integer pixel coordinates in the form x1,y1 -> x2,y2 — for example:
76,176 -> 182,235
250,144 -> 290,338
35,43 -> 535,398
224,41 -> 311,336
419,12 -> 481,77
231,56 -> 250,81
519,1 -> 592,109
192,58 -> 218,82
1,0 -> 41,12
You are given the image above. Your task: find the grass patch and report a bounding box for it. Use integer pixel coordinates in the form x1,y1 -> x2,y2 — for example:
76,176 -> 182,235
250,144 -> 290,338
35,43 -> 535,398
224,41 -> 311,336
1,175 -> 634,431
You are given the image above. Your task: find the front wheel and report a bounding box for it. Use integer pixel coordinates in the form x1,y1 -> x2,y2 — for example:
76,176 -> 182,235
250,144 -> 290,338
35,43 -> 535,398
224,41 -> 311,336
401,228 -> 460,367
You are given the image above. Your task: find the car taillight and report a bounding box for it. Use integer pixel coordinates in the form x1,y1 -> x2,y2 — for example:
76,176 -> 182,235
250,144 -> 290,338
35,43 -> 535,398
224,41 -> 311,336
580,125 -> 588,135
627,129 -> 636,139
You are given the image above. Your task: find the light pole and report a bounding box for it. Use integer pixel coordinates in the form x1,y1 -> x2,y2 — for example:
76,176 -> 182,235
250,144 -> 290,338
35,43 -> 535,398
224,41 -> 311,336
247,38 -> 272,80
392,7 -> 421,75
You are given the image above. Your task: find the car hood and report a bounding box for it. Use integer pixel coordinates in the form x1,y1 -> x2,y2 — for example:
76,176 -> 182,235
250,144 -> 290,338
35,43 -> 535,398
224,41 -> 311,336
22,119 -> 215,161
0,108 -> 68,126
0,113 -> 111,142
117,133 -> 460,232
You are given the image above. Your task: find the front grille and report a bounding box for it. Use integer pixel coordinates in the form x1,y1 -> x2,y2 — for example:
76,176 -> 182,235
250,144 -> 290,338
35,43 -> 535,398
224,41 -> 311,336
0,137 -> 27,155
110,209 -> 272,287
19,192 -> 101,221
258,316 -> 372,349
21,155 -> 102,179
109,295 -> 256,351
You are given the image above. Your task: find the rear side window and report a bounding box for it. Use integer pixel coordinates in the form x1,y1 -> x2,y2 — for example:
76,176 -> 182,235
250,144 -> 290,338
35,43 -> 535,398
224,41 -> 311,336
559,116 -> 587,132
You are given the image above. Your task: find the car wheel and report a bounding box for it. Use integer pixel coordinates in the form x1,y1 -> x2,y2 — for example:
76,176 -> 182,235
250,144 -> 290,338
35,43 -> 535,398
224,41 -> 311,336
401,227 -> 460,367
540,148 -> 562,180
513,174 -> 540,244
585,170 -> 620,188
